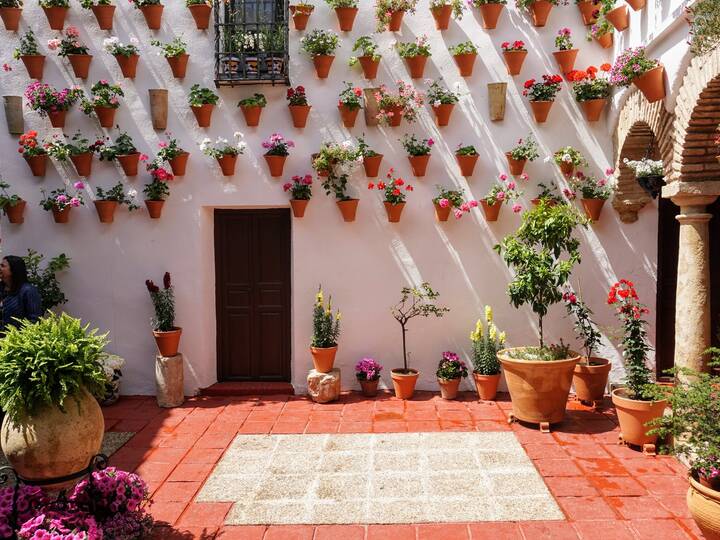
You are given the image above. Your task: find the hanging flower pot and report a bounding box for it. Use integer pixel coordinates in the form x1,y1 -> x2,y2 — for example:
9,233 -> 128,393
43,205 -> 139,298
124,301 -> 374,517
438,377 -> 460,400
117,153 -> 140,176
94,200 -> 118,223
335,7 -> 358,31
480,200 -> 502,222
114,54 -> 139,78
358,56 -> 380,79
434,203 -> 451,222
552,49 -> 578,74
580,98 -> 607,122
4,200 -> 26,224
217,154 -> 237,176
140,4 -> 163,29
336,199 -> 358,222
581,198 -> 605,221
529,0 -> 552,27
91,4 -> 115,29
70,152 -> 93,177
474,372 -> 501,400
431,4 -> 452,30
633,65 -> 666,103
169,152 -> 189,176
432,104 -> 454,127
290,199 -> 309,218
384,201 -> 405,223
576,1 -> 597,25
503,50 -> 527,76
42,6 -> 68,30
25,154 -> 47,176
94,105 -> 116,128
479,3 -> 504,29
153,327 -> 182,357
456,154 -> 478,177
626,0 -> 645,10
4,96 -> 24,135
382,105 -> 403,127
288,104 -> 311,128
0,7 -> 22,31
505,153 -> 526,176
611,388 -> 667,448
595,32 -> 613,49
573,358 -> 611,403
312,55 -> 335,78
264,155 -> 286,177
149,89 -> 168,130
240,105 -> 262,126
290,5 -> 313,30
605,4 -> 629,31
363,154 -> 383,177
47,110 -> 67,128
388,10 -> 404,31
145,199 -> 164,218
188,3 -> 211,29
453,53 -> 477,77
338,105 -> 359,128
530,100 -> 554,123
166,54 -> 189,78
20,55 -> 45,80
391,368 -> 419,399
191,103 -> 214,127
67,54 -> 92,79
408,155 -> 430,177
404,55 -> 427,79
52,206 -> 71,224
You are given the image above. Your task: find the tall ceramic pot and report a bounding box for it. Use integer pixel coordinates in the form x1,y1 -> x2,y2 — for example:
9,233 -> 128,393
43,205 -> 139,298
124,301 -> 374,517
503,50 -> 527,76
611,387 -> 667,447
153,327 -> 182,357
453,53 -> 477,77
358,56 -> 379,79
552,49 -> 578,74
431,4 -> 452,30
404,55 -> 427,79
387,10 -> 404,31
688,475 -> 720,540
530,100 -> 554,123
572,357 -> 611,403
169,152 -> 189,176
4,96 -> 24,135
363,154 -> 383,177
432,103 -> 454,126
391,368 -> 419,399
311,346 -> 337,373
383,201 -> 405,223
140,4 -> 163,29
114,54 -> 139,78
580,98 -> 607,122
20,55 -> 45,79
191,104 -> 214,127
473,372 -> 501,401
42,6 -> 68,30
117,153 -> 140,176
505,153 -> 526,176
149,89 -> 169,130
264,155 -> 286,177
288,105 -> 311,128
408,155 -> 430,176
289,199 -> 308,218
456,154 -> 478,176
335,7 -> 357,31
481,200 -> 502,222
68,54 -> 92,79
240,105 -> 262,126
94,200 -> 118,223
312,55 -> 334,78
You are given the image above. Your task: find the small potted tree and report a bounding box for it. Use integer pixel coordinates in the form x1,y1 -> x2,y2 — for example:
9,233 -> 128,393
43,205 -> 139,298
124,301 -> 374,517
146,272 -> 181,357
553,27 -> 578,74
94,181 -> 139,223
98,130 -> 142,177
610,46 -> 665,103
396,35 -> 431,79
505,134 -> 539,175
13,30 -> 45,79
390,282 -> 449,399
300,29 -> 339,78
337,82 -> 363,128
283,174 -> 313,218
348,36 -> 381,79
289,0 -> 314,30
567,170 -> 614,221
0,180 -> 26,224
470,306 -> 506,400
80,81 -> 124,128
501,40 -> 528,76
515,0 -> 560,27
401,133 -> 434,177
429,0 -> 464,29
469,0 -> 506,29
522,74 -> 563,123
286,85 -> 311,128
151,37 -> 189,78
18,130 -> 48,177
436,351 -> 468,400
103,36 -> 140,78
310,286 -> 341,373
262,133 -> 294,177
326,0 -> 358,31
80,0 -> 116,30
448,41 -> 477,77
356,358 -> 383,397
186,0 -> 212,30
0,0 -> 22,31
24,83 -> 83,128
129,0 -> 163,29
455,143 -> 479,176
358,136 -> 383,178
374,0 -> 418,31
427,79 -> 458,126
481,173 -> 523,221
48,26 -> 92,79
156,133 -> 190,177
571,64 -> 612,121
551,145 -> 588,176
237,93 -> 267,127
367,168 -> 414,223
39,0 -> 69,30
40,183 -> 85,224
189,84 -> 219,127
433,185 -> 477,221
200,132 -> 247,176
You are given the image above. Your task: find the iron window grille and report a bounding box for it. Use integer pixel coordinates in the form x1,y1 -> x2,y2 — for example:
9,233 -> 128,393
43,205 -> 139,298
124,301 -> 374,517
214,0 -> 289,86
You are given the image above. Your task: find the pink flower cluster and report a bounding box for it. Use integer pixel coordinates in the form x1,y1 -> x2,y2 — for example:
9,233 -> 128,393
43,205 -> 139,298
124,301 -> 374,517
355,357 -> 383,381
18,511 -> 101,540
262,133 -> 294,156
70,467 -> 148,515
0,486 -> 47,538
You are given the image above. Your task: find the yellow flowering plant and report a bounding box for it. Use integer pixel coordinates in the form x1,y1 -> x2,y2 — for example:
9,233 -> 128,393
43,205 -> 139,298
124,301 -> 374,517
470,305 -> 506,375
311,286 -> 341,348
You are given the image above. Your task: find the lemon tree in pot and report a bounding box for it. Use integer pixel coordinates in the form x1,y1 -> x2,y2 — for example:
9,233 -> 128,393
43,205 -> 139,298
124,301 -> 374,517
0,313 -> 107,489
494,201 -> 587,430
470,306 -> 506,401
390,283 -> 449,399
146,272 -> 181,357
310,286 -> 341,373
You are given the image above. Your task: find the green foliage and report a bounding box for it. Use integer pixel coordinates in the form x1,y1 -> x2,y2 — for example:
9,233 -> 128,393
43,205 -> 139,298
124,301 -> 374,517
470,306 -> 505,375
0,313 -> 107,422
151,36 -> 187,58
13,29 -> 39,59
563,291 -> 602,359
505,342 -> 572,361
188,84 -> 219,106
237,93 -> 267,108
311,286 -> 340,348
23,249 -> 70,312
143,179 -> 169,201
95,181 -> 139,210
98,130 -> 137,161
0,181 -> 21,209
689,0 -> 720,55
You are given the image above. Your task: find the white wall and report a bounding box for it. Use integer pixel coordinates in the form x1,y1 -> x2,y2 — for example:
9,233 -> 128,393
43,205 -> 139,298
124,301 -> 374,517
0,0 -> 668,396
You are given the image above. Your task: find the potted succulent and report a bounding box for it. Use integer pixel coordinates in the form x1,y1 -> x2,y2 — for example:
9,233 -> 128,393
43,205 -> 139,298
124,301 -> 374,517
532,181 -> 563,206
600,0 -> 628,31
448,41 -> 478,77
401,133 -> 433,177
433,185 -> 477,221
374,82 -> 425,127
553,27 -> 578,74
429,0 -> 464,30
283,174 -> 313,218
396,35 -> 431,79
103,36 -> 140,78
39,0 -> 69,30
390,283 -> 449,399
374,0 -> 418,31
515,0 -> 562,27
349,36 -> 381,80
550,145 -> 588,176
326,0 -> 358,31
286,85 -> 311,128
570,63 -> 612,121
0,0 -> 22,31
40,183 -> 85,223
455,143 -> 479,176
356,358 -> 383,397
494,202 -> 588,429
262,133 -> 294,177
427,79 -> 459,127
200,132 -> 246,176
505,134 -> 539,175
469,0 -> 506,29
470,306 -> 506,400
18,130 -> 48,177
576,0 -> 598,25
94,181 -> 139,223
80,0 -> 116,30
289,0 -> 314,30
0,180 -> 26,224
186,0 -> 212,29
143,175 -> 170,218
337,82 -> 363,128
368,168 -> 414,223
501,40 -> 527,76
80,80 -> 123,128
481,173 -> 523,221
523,74 -> 563,123
0,313 -> 106,490
157,134 -> 190,176
146,272 -> 181,357
24,82 -> 82,128
358,136 -> 383,178
151,37 -> 189,78
310,286 -> 341,373
436,351 -> 468,400
13,30 -> 45,79
237,93 -> 267,127
300,29 -> 339,78
587,17 -> 613,48
623,157 -> 665,198
610,46 -> 665,103
98,130 -> 142,177
566,169 -> 614,220
189,84 -> 219,127
129,0 -> 163,29
48,26 -> 92,79
608,280 -> 668,450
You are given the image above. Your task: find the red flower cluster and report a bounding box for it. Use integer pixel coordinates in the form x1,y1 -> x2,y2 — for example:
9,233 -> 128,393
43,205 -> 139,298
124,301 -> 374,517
607,279 -> 649,319
286,85 -> 308,106
501,40 -> 526,52
146,272 -> 172,294
368,169 -> 414,204
562,291 -> 578,305
18,130 -> 39,153
568,63 -> 611,82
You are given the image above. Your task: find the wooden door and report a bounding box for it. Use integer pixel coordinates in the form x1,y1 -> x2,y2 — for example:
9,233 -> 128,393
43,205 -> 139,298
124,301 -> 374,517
214,209 -> 291,381
655,197 -> 679,377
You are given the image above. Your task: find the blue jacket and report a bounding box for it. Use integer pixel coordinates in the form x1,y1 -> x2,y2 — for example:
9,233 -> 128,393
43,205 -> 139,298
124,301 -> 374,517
1,282 -> 43,330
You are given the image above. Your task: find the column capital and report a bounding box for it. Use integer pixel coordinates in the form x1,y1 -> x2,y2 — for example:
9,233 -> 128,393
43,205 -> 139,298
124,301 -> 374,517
662,180 -> 720,210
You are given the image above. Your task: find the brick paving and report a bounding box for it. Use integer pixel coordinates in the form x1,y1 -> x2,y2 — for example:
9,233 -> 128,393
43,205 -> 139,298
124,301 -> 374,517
102,392 -> 704,539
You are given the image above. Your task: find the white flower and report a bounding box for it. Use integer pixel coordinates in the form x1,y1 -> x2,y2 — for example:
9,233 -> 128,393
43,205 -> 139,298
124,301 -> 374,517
543,156 -> 551,163
127,189 -> 137,198
433,100 -> 441,107
562,153 -> 571,162
237,141 -> 247,152
341,140 -> 353,149
102,36 -> 119,52
129,36 -> 139,45
233,131 -> 244,139
218,137 -> 228,145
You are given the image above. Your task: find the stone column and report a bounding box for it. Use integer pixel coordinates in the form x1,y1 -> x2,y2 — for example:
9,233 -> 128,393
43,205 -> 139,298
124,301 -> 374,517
156,354 -> 185,407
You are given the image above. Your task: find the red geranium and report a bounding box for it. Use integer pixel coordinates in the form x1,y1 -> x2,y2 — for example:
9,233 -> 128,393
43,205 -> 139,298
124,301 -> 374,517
368,169 -> 413,205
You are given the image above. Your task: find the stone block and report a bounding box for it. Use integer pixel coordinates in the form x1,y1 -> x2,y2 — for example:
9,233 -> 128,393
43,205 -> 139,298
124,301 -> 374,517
307,368 -> 341,403
156,354 -> 184,408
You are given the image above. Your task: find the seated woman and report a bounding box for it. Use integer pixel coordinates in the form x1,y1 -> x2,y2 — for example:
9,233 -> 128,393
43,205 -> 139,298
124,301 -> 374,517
0,255 -> 43,331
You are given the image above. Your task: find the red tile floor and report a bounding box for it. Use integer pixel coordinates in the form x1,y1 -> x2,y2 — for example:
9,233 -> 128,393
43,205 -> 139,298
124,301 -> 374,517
102,392 -> 704,539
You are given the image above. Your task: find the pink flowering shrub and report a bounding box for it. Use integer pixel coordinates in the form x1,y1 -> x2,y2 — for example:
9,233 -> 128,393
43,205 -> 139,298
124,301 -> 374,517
609,47 -> 659,87
283,174 -> 313,200
483,173 -> 524,211
261,133 -> 294,157
18,511 -> 101,540
24,83 -> 83,115
0,486 -> 47,538
355,358 -> 383,381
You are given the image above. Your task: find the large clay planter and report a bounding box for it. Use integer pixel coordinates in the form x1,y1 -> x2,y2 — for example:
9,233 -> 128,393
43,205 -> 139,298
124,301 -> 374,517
581,198 -> 605,221
145,199 -> 164,218
310,346 -> 337,373
25,154 -> 47,177
438,377 -> 461,400
117,153 -> 140,176
188,3 -> 211,29
431,4 -> 452,30
4,200 -> 26,224
391,368 -> 419,399
153,327 -> 182,357
191,104 -> 214,127
70,152 -> 93,177
336,199 -> 358,222
473,372 -> 501,401
240,105 -> 262,126
42,6 -> 68,29
688,475 -> 720,540
68,54 -> 92,79
52,206 -> 71,224
140,4 -> 163,29
4,96 -> 23,135
404,55 -> 427,79
387,10 -> 404,31
611,388 -> 667,447
479,3 -> 504,29
335,7 -> 357,31
0,7 -> 21,31
408,155 -> 430,177
264,154 -> 286,177
580,98 -> 607,122
48,110 -> 67,128
94,105 -> 116,128
338,105 -> 360,128
289,199 -> 309,218
505,153 -> 526,176
481,200 -> 502,222
166,54 -> 189,78
573,357 -> 611,403
363,154 -> 383,177
434,203 -> 451,222
1,387 -> 103,490
289,105 -> 311,128
432,103 -> 454,127
114,54 -> 139,78
217,155 -> 237,176
605,4 -> 629,31
577,1 -> 597,25
21,55 -> 45,79
384,201 -> 405,223
149,89 -> 168,130
553,49 -> 578,74
358,56 -> 379,79
626,0 -> 646,10
498,348 -> 580,425
91,4 -> 115,29
382,106 -> 403,127
169,152 -> 189,176
312,55 -> 334,78
453,53 -> 477,77
503,50 -> 527,76
595,32 -> 613,49
529,0 -> 552,26
94,200 -> 117,223
530,100 -> 554,123
456,154 -> 478,176
633,65 -> 666,103
358,378 -> 379,398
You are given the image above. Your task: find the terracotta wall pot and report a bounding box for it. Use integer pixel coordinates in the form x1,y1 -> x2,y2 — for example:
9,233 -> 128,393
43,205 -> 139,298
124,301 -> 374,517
4,96 -> 24,135
552,49 -> 578,74
503,50 -> 527,76
166,54 -> 189,78
217,154 -> 237,176
363,154 -> 383,177
169,152 -> 189,176
68,54 -> 92,79
91,4 -> 115,29
1,387 -> 103,490
391,368 -> 419,399
581,198 -> 605,221
688,476 -> 720,540
140,4 -> 163,29
43,6 -> 68,30
388,10 -> 404,31
404,55 -> 427,79
290,199 -> 309,218
456,154 -> 478,176
264,154 -> 286,177
0,7 -> 21,31
488,82 -> 507,121
605,4 -> 629,31
611,388 -> 667,447
70,152 -> 93,177
115,54 -> 139,78
52,206 -> 71,224
479,3 -> 504,29
473,372 -> 501,401
145,199 -> 164,218
505,153 -> 526,176
154,327 -> 182,357
481,200 -> 501,222
359,378 -> 379,397
336,199 -> 358,222
310,346 -> 337,373
312,55 -> 334,78
438,377 -> 460,400
384,201 -> 405,223
383,105 -> 403,127
596,32 -> 613,49
577,1 -> 597,25
4,200 -> 26,224
633,65 -> 666,103
573,357 -> 611,403
358,56 -> 379,79
335,7 -> 357,31
626,0 -> 646,10
149,89 -> 169,130
291,9 -> 311,30
529,0 -> 552,26
48,110 -> 67,128
431,4 -> 452,30
188,3 -> 211,29
580,98 -> 607,122
338,104 -> 360,127
530,100 -> 554,123
432,103 -> 454,126
240,105 -> 262,126
453,53 -> 477,77
117,153 -> 139,176
25,154 -> 47,177
21,55 -> 45,79
559,161 -> 574,176
190,104 -> 217,128
434,203 -> 451,222
498,348 -> 580,425
289,104 -> 311,128
94,105 -> 116,128
94,200 -> 117,223
408,154 -> 430,176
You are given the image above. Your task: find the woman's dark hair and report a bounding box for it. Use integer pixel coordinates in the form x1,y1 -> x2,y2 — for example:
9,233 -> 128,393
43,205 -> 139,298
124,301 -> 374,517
3,256 -> 28,294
